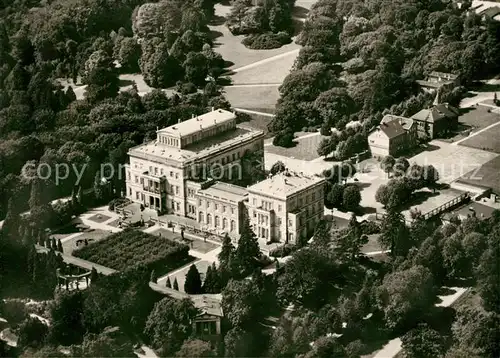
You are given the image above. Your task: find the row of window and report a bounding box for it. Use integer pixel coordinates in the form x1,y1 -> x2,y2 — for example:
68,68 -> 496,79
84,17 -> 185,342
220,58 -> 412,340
198,212 -> 237,231
198,199 -> 236,214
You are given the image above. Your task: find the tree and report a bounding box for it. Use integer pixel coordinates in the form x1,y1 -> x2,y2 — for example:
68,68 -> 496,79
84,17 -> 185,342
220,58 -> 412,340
305,336 -> 346,358
326,183 -> 344,209
83,51 -> 119,103
222,279 -> 263,328
423,165 -> 439,192
375,184 -> 390,207
150,269 -> 158,284
223,327 -> 256,357
393,157 -> 410,177
401,323 -> 446,358
117,37 -> 141,72
18,317 -> 49,349
183,52 -> 209,86
270,161 -> 287,175
166,277 -> 172,288
476,234 -> 500,313
175,339 -> 215,357
48,291 -> 85,346
144,298 -> 199,355
376,265 -> 435,330
90,267 -> 98,284
184,264 -> 202,294
173,278 -> 179,291
234,214 -> 260,277
381,155 -> 395,177
317,136 -> 338,157
57,239 -> 63,253
140,39 -> 181,88
202,264 -> 220,294
342,185 -> 361,211
379,209 -> 410,257
81,330 -> 133,357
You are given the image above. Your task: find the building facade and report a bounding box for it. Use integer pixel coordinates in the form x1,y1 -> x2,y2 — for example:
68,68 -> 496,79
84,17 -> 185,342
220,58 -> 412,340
411,103 -> 459,139
125,108 -> 265,216
246,172 -> 325,245
368,115 -> 417,158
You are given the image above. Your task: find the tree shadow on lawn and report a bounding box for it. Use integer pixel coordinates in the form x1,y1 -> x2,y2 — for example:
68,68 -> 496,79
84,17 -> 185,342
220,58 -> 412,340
407,142 -> 441,157
209,29 -> 224,41
471,83 -> 500,92
210,14 -> 226,26
406,190 -> 440,207
293,6 -> 310,19
118,79 -> 135,87
356,206 -> 377,215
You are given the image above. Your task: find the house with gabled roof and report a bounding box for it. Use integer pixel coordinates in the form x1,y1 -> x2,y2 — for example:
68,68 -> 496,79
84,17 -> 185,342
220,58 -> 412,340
411,102 -> 459,139
368,115 -> 417,158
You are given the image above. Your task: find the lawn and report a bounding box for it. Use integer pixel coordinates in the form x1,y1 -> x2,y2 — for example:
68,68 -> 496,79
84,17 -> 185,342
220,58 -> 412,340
238,113 -> 272,138
223,85 -> 280,112
73,229 -> 194,275
459,122 -> 500,153
265,132 -> 327,161
457,155 -> 500,194
87,213 -> 111,224
159,260 -> 212,293
61,229 -> 112,255
209,4 -> 300,71
150,228 -> 219,254
458,106 -> 500,132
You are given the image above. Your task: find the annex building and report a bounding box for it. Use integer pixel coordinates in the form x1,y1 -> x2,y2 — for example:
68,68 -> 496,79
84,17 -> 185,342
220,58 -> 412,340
125,108 -> 325,244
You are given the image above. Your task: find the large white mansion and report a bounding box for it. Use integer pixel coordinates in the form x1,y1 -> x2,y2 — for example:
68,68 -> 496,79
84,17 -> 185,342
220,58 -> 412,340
125,109 -> 325,244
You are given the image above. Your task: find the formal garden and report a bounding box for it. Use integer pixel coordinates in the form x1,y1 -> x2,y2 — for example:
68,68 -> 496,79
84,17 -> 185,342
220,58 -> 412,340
73,229 -> 194,275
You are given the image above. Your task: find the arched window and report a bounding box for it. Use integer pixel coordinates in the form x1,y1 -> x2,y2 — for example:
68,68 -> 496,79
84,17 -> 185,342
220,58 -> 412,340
198,212 -> 204,223
215,216 -> 220,228
222,218 -> 228,229
207,214 -> 212,226
230,220 -> 236,232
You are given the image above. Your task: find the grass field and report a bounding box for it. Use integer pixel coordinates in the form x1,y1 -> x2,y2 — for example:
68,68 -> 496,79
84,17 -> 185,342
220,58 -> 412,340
60,229 -> 111,255
457,155 -> 500,194
223,85 -> 280,112
209,4 -> 301,70
409,140 -> 498,183
265,132 -> 326,161
459,122 -> 500,153
238,113 -> 272,137
458,106 -> 500,131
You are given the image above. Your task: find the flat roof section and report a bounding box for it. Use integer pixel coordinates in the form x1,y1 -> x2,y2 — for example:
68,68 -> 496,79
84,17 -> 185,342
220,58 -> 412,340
129,126 -> 264,165
197,182 -> 248,203
248,172 -> 324,199
157,109 -> 236,138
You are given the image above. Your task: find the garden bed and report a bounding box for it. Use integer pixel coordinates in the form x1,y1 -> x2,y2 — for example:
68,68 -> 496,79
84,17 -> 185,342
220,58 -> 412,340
73,229 -> 194,275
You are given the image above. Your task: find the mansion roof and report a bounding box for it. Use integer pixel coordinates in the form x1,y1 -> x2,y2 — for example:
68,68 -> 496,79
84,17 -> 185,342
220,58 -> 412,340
248,171 -> 324,199
411,104 -> 459,123
157,109 -> 236,138
129,126 -> 263,166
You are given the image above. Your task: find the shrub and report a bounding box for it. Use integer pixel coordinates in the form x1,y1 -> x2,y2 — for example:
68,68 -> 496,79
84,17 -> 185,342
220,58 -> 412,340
242,32 -> 291,49
269,244 -> 296,257
273,130 -> 295,147
108,197 -> 129,211
360,221 -> 381,235
257,254 -> 273,267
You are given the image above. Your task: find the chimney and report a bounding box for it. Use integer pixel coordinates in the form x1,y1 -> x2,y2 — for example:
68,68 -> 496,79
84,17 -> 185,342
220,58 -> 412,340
211,107 -> 214,111
191,114 -> 195,119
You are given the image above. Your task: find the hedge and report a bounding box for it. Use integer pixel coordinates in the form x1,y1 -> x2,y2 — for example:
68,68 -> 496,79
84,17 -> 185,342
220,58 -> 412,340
241,32 -> 291,49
